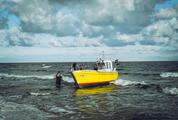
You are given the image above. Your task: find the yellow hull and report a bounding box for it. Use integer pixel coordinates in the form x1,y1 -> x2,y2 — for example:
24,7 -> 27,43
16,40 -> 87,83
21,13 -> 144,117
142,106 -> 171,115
72,70 -> 119,88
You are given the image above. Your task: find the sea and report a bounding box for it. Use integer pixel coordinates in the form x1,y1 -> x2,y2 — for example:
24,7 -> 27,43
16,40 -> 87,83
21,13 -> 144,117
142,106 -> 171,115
0,61 -> 178,120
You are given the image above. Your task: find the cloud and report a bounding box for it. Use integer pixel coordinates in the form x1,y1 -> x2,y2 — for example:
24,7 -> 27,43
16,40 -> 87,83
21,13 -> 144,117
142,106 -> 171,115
0,28 -> 104,47
1,0 -> 178,62
141,18 -> 178,48
154,8 -> 178,19
112,17 -> 178,49
2,0 -> 165,35
81,0 -> 164,33
114,33 -> 143,43
1,45 -> 177,62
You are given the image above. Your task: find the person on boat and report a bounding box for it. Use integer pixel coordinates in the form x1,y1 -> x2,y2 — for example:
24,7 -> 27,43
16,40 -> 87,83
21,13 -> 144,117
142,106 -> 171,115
114,59 -> 120,70
79,65 -> 83,70
97,58 -> 104,69
71,62 -> 79,71
55,71 -> 62,85
93,64 -> 98,70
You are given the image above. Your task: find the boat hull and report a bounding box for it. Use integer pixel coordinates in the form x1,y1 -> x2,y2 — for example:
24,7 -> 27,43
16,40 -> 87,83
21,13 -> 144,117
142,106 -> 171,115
72,70 -> 119,88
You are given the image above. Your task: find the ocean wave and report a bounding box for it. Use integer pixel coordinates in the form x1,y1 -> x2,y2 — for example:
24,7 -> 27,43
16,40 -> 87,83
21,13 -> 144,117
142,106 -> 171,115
163,87 -> 178,95
0,100 -> 47,119
63,76 -> 74,83
160,72 -> 178,78
48,106 -> 75,114
30,92 -> 51,96
42,66 -> 51,69
0,73 -> 74,83
0,73 -> 54,79
111,78 -> 146,86
41,64 -> 52,69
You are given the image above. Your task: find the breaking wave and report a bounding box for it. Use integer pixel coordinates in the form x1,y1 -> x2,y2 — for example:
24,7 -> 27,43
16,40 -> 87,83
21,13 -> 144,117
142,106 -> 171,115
0,73 -> 54,79
48,106 -> 75,114
63,76 -> 74,83
160,72 -> 178,78
111,78 -> 146,86
30,92 -> 51,96
0,73 -> 74,83
163,87 -> 178,95
42,65 -> 51,69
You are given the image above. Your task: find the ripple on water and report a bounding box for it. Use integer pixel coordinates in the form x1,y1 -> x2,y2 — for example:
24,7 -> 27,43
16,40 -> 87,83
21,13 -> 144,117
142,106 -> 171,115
0,100 -> 50,120
47,106 -> 75,114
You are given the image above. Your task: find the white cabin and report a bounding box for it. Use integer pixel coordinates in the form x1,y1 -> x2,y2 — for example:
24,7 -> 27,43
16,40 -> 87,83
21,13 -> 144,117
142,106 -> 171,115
104,60 -> 113,70
96,58 -> 115,71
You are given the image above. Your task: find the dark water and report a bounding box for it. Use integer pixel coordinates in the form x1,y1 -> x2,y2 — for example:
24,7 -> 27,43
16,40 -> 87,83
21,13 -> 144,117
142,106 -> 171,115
0,62 -> 178,120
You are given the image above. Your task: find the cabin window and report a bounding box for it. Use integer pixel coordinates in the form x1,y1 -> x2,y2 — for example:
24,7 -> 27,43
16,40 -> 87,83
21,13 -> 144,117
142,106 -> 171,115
104,61 -> 113,70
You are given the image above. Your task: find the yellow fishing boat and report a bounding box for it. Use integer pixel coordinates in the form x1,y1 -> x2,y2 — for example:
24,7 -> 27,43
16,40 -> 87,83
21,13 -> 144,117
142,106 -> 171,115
71,59 -> 119,88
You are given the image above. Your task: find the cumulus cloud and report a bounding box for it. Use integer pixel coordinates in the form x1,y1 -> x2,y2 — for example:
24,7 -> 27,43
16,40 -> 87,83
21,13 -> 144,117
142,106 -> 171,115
141,18 -> 178,48
1,0 -> 178,62
0,28 -> 104,47
112,17 -> 178,49
82,0 -> 164,33
154,8 -> 178,19
114,33 -> 143,43
2,0 -> 164,34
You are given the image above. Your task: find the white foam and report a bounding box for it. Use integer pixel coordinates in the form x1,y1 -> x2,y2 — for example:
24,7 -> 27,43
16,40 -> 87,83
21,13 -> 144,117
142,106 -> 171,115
30,92 -> 51,96
163,87 -> 178,95
0,73 -> 74,83
48,106 -> 74,114
111,78 -> 146,86
0,73 -> 54,79
63,76 -> 74,83
41,64 -> 52,68
42,65 -> 51,69
160,72 -> 178,78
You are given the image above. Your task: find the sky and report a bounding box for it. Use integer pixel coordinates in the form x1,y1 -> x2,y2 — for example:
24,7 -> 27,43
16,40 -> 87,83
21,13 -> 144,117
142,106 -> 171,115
0,0 -> 178,62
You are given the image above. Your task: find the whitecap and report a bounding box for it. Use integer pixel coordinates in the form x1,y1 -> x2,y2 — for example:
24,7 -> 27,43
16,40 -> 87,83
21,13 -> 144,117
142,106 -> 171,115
42,66 -> 51,69
163,87 -> 178,95
48,106 -> 74,114
111,78 -> 146,86
41,64 -> 52,69
0,73 -> 75,83
0,73 -> 54,79
63,76 -> 74,83
160,72 -> 178,78
30,92 -> 51,96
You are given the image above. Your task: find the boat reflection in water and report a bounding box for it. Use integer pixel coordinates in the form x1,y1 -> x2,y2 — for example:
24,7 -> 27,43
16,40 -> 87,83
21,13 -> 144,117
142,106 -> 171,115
73,84 -> 116,96
73,84 -> 117,115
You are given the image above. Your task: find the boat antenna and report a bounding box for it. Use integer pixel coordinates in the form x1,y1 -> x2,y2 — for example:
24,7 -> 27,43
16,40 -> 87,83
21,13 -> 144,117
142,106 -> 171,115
102,51 -> 104,60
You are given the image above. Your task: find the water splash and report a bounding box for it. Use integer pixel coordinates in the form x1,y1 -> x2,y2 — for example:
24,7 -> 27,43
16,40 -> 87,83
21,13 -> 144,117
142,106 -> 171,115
63,76 -> 74,83
111,78 -> 146,86
160,72 -> 178,78
163,87 -> 178,95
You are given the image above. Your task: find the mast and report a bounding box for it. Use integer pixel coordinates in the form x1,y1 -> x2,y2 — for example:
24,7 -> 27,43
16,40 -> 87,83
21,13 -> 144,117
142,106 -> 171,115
102,51 -> 104,60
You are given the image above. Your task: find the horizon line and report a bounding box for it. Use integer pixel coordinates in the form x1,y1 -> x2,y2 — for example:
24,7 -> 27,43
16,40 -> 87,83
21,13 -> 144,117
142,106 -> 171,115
0,60 -> 178,64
